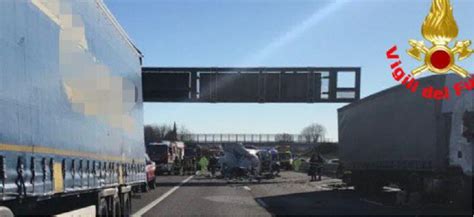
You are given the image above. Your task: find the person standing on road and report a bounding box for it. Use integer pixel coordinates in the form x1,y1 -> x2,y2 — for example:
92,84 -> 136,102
209,155 -> 218,177
316,154 -> 324,181
308,154 -> 318,181
272,161 -> 280,177
174,156 -> 182,175
293,158 -> 302,172
198,156 -> 209,176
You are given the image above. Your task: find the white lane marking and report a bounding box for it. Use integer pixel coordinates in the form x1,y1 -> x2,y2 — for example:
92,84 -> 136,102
55,205 -> 95,216
383,186 -> 401,192
256,198 -> 268,208
243,186 -> 251,191
132,176 -> 194,217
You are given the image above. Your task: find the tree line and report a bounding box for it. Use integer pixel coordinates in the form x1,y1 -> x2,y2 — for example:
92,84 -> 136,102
275,123 -> 326,143
144,122 -> 192,145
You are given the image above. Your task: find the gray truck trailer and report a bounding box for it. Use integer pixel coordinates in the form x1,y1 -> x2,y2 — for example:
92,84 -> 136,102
0,0 -> 146,215
338,75 -> 472,202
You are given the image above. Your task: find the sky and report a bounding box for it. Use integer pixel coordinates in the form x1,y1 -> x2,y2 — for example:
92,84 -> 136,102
105,0 -> 474,141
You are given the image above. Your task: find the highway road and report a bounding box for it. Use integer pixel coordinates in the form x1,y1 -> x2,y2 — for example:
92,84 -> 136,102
131,172 -> 470,216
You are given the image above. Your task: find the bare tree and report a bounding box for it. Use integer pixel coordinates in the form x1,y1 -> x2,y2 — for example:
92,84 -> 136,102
164,122 -> 178,141
157,125 -> 172,140
144,125 -> 156,145
275,133 -> 294,142
144,123 -> 193,144
144,124 -> 172,145
178,125 -> 193,141
301,123 -> 326,143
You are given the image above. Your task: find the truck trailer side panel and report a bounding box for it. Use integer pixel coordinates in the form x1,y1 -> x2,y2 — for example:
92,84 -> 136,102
0,0 -> 145,201
443,75 -> 473,176
338,76 -> 449,172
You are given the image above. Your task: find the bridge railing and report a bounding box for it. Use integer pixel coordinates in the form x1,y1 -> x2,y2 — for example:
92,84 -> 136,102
180,134 -> 334,144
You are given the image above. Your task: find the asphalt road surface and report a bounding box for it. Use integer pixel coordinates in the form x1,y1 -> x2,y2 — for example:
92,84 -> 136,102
131,172 -> 471,216
131,175 -> 269,216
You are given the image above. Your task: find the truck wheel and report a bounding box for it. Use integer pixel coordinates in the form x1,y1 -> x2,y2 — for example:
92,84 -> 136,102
354,182 -> 369,194
132,186 -> 139,193
120,188 -> 132,217
122,192 -> 132,217
148,177 -> 156,189
446,176 -> 471,207
98,198 -> 108,217
112,195 -> 121,217
355,180 -> 383,195
368,183 -> 383,195
141,182 -> 149,193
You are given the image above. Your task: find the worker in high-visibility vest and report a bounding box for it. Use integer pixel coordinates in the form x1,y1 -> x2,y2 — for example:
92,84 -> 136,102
293,158 -> 302,172
198,156 -> 209,176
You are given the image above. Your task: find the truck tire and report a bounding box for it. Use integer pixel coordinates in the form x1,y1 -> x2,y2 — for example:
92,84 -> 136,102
148,177 -> 156,189
352,172 -> 384,195
446,176 -> 472,207
368,182 -> 384,195
354,182 -> 369,194
141,182 -> 149,193
112,195 -> 121,217
98,198 -> 108,217
352,172 -> 368,194
121,192 -> 132,217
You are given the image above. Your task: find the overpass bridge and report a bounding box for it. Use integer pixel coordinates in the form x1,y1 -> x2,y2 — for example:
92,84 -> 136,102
179,134 -> 337,155
179,133 -> 334,145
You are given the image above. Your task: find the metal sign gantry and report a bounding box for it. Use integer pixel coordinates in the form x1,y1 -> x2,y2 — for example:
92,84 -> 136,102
142,67 -> 361,103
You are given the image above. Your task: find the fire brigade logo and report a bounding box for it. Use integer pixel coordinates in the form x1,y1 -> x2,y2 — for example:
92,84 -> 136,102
407,0 -> 472,78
